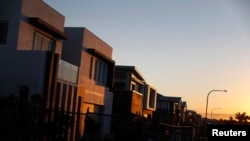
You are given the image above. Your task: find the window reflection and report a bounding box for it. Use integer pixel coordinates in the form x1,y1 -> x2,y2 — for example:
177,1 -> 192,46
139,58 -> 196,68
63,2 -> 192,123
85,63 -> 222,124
33,32 -> 55,51
94,60 -> 108,85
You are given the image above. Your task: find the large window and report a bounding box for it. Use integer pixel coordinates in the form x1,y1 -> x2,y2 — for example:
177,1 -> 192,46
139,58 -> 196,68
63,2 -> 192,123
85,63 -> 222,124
0,21 -> 8,44
33,32 -> 55,51
94,59 -> 108,85
149,88 -> 156,109
130,82 -> 141,93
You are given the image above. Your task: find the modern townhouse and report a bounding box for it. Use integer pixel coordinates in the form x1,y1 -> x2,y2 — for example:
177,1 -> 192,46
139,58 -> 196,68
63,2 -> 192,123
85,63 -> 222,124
155,94 -> 185,126
0,0 -> 116,140
112,66 -> 146,117
0,0 -> 67,100
185,109 -> 202,125
111,66 -> 157,129
0,0 -> 69,140
155,94 -> 203,140
142,83 -> 157,118
61,27 -> 115,138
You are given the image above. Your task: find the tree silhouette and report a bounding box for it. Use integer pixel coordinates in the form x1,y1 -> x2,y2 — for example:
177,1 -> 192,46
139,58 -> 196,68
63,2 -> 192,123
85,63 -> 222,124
235,112 -> 249,125
228,116 -> 236,124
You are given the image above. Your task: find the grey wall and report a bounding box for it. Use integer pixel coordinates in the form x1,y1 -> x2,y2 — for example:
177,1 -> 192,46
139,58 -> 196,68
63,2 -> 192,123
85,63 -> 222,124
0,0 -> 22,51
0,51 -> 49,98
62,28 -> 84,66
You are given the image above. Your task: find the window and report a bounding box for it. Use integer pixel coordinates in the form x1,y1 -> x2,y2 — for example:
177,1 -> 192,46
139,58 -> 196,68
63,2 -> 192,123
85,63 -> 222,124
89,57 -> 93,79
131,83 -> 136,91
33,32 -> 55,51
149,88 -> 156,109
0,21 -> 8,44
94,59 -> 108,85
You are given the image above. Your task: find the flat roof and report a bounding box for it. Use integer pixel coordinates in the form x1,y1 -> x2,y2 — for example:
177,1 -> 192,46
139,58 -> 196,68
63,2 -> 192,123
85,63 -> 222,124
29,17 -> 68,39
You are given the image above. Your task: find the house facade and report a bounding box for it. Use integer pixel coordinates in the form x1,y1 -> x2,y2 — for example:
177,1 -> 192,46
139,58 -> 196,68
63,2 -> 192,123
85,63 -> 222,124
112,65 -> 157,118
0,0 -> 71,140
155,94 -> 184,125
143,84 -> 157,118
0,0 -> 115,140
61,27 -> 115,137
112,66 -> 145,116
0,0 -> 67,99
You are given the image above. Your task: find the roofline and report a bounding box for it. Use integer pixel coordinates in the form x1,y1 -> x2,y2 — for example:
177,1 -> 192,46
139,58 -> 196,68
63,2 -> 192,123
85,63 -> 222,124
115,65 -> 145,81
29,17 -> 68,39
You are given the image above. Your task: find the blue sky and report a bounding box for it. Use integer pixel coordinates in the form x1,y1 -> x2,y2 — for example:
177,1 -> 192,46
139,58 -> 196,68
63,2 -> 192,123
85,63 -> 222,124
44,0 -> 250,117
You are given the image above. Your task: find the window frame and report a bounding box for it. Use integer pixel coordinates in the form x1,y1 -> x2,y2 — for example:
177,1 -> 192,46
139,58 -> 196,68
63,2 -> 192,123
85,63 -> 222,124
33,32 -> 55,51
94,59 -> 108,85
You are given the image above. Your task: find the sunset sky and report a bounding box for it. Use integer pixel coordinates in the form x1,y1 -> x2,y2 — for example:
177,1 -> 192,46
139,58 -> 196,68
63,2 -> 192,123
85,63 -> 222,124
44,0 -> 250,118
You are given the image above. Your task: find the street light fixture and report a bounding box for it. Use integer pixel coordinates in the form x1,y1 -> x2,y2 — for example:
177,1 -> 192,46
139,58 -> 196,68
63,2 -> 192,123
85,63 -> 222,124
205,90 -> 227,122
211,108 -> 221,119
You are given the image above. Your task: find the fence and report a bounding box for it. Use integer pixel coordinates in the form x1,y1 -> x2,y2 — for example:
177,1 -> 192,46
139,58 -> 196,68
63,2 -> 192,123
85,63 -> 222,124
0,95 -> 201,141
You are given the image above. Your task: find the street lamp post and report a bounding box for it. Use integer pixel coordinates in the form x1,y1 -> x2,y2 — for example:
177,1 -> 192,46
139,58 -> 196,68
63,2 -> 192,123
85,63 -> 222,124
205,90 -> 227,122
211,108 -> 221,119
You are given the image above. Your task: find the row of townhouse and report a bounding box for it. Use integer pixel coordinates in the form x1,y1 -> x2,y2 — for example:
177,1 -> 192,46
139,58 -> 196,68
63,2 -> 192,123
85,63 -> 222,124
0,0 -> 201,140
